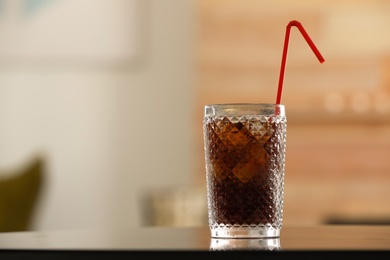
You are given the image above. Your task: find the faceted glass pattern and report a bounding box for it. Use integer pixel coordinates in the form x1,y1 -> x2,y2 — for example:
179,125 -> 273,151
203,104 -> 287,238
209,238 -> 281,251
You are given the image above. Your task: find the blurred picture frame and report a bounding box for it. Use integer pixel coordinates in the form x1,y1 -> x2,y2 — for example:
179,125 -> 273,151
0,0 -> 145,66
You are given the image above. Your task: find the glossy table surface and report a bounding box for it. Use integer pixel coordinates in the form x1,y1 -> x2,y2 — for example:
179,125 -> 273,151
0,225 -> 389,258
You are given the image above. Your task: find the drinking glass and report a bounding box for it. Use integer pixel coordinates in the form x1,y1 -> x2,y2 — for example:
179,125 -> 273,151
203,103 -> 287,238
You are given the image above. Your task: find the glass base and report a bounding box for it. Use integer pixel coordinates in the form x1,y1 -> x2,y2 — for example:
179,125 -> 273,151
211,227 -> 280,238
210,238 -> 281,251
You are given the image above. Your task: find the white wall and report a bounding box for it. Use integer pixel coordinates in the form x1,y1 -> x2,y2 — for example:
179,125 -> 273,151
0,0 -> 195,231
110,0 -> 197,228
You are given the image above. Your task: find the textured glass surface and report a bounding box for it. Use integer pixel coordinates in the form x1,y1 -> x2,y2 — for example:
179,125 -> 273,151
203,110 -> 287,238
209,238 -> 281,251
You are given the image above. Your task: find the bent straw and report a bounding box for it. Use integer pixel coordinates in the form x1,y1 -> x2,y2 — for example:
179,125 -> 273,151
276,20 -> 325,105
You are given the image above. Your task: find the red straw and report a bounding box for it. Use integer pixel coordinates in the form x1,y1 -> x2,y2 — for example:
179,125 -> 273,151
276,20 -> 325,104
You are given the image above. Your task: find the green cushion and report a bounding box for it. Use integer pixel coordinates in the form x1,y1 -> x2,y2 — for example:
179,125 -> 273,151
0,157 -> 43,232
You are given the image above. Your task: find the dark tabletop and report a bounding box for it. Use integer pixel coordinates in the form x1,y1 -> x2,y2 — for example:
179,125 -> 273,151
0,225 -> 389,259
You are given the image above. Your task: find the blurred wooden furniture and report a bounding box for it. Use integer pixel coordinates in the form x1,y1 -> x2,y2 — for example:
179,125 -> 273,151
194,0 -> 390,227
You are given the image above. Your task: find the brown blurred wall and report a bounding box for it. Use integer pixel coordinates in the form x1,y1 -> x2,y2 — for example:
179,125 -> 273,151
195,0 -> 390,225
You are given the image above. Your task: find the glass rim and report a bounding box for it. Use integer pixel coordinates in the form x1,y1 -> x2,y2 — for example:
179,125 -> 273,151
204,103 -> 284,108
204,103 -> 285,117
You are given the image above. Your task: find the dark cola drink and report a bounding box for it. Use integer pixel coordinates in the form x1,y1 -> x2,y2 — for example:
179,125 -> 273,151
203,104 -> 287,238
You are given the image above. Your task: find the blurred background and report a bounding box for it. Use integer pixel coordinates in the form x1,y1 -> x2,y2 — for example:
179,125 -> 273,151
0,0 -> 389,232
